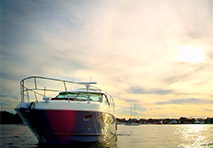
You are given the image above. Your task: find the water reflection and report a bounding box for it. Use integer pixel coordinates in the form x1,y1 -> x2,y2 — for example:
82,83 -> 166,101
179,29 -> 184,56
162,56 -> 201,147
36,136 -> 117,148
2,125 -> 213,148
176,125 -> 212,148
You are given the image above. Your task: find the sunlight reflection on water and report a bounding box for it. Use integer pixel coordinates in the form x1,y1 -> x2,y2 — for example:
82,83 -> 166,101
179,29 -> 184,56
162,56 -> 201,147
176,125 -> 213,148
117,124 -> 213,148
1,124 -> 213,148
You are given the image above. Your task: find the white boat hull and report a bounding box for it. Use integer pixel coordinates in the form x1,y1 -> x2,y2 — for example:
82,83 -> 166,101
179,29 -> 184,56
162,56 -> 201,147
15,102 -> 117,144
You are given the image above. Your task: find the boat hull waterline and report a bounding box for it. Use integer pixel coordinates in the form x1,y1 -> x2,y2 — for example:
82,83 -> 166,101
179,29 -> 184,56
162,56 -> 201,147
16,106 -> 116,144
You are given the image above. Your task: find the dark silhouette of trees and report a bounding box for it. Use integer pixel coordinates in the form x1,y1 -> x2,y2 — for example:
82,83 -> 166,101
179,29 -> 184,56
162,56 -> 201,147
115,117 -> 213,124
0,111 -> 23,124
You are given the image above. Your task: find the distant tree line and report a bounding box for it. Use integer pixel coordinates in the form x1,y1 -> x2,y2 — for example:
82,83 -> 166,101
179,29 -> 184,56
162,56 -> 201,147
1,111 -> 212,124
0,111 -> 23,124
116,117 -> 213,124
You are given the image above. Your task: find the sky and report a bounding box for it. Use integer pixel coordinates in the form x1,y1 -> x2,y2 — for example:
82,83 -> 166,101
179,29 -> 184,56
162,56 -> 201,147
1,0 -> 213,119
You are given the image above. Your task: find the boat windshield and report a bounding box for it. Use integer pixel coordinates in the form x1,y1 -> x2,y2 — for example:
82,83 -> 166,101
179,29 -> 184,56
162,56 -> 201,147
56,92 -> 102,102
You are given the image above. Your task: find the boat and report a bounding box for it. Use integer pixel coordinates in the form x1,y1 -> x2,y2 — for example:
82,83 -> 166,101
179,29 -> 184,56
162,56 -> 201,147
124,105 -> 140,126
124,122 -> 140,126
15,76 -> 117,145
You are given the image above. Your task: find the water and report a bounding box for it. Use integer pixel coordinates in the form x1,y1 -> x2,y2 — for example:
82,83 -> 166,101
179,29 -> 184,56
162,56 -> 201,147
1,124 -> 213,148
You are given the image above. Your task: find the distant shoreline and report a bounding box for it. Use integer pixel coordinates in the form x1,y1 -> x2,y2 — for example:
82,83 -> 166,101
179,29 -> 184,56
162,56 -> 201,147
0,111 -> 212,125
116,117 -> 213,124
0,111 -> 23,124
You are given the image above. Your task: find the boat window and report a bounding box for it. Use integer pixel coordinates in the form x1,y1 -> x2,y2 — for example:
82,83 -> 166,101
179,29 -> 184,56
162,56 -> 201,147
56,92 -> 102,102
56,92 -> 76,99
89,93 -> 102,102
75,93 -> 88,101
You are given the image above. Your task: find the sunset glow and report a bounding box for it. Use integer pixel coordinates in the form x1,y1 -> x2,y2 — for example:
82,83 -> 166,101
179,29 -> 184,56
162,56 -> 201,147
176,46 -> 204,63
1,0 -> 213,119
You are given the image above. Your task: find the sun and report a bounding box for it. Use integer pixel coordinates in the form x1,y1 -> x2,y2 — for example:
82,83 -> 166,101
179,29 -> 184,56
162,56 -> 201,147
176,46 -> 204,63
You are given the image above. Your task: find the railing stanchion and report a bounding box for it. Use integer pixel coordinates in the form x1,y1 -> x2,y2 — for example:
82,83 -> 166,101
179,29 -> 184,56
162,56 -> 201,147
44,87 -> 46,96
20,80 -> 25,103
63,81 -> 70,103
34,78 -> 37,89
20,81 -> 23,102
34,92 -> 38,102
27,89 -> 30,103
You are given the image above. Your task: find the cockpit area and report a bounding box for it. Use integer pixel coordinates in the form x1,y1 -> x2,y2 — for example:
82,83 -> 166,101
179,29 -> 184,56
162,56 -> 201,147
52,92 -> 110,105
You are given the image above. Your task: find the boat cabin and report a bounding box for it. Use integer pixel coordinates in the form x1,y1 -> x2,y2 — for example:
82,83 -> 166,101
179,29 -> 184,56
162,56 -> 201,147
52,91 -> 111,106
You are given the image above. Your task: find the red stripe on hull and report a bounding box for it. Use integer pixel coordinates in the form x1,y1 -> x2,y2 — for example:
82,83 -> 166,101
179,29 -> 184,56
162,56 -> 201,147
45,110 -> 76,142
46,110 -> 75,133
16,108 -> 117,144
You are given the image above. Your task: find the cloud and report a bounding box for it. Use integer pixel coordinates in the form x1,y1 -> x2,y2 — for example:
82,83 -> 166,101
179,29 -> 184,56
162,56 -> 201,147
129,86 -> 174,95
202,108 -> 213,112
119,106 -> 145,116
156,98 -> 213,105
136,106 -> 146,112
0,94 -> 20,112
207,50 -> 213,61
163,63 -> 211,84
1,0 -> 213,118
0,102 -> 8,106
0,72 -> 20,81
163,73 -> 188,84
0,94 -> 18,100
122,98 -> 140,103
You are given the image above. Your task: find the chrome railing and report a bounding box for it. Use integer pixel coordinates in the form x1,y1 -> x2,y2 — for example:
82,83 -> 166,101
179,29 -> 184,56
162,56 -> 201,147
20,76 -> 113,105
